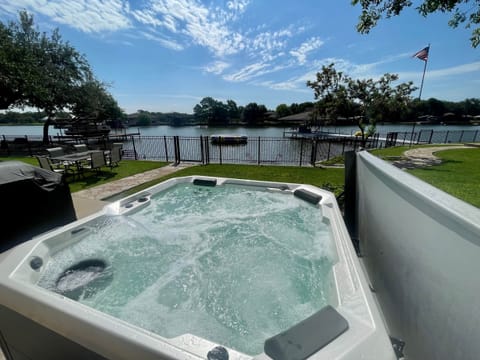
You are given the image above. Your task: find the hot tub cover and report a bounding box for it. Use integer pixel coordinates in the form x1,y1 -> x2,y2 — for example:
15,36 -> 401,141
0,161 -> 76,252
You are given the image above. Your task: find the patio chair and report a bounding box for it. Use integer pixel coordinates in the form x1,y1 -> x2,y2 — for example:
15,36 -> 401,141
106,143 -> 123,169
82,151 -> 106,174
73,144 -> 88,152
46,147 -> 64,158
107,145 -> 122,169
46,146 -> 70,167
36,155 -> 73,178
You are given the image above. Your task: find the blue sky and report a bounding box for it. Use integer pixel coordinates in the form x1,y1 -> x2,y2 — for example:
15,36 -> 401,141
1,0 -> 479,114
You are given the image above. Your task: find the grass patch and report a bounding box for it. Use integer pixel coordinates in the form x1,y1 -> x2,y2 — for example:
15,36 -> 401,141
370,146 -> 410,158
106,164 -> 345,200
370,144 -> 463,158
408,148 -> 480,207
319,155 -> 344,166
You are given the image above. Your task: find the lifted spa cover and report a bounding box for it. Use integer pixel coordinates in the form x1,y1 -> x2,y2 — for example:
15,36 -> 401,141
0,161 -> 76,252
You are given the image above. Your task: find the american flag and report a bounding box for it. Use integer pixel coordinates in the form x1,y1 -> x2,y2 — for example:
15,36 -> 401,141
413,46 -> 429,61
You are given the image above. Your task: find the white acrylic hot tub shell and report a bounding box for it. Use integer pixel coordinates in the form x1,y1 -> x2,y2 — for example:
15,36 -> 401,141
0,176 -> 395,360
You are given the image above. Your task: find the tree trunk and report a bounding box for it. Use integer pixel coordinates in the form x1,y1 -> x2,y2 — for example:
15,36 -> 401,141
43,116 -> 53,144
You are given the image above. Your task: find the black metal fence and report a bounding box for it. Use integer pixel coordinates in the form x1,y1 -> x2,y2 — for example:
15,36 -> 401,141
122,135 -> 371,166
1,129 -> 479,166
382,129 -> 479,146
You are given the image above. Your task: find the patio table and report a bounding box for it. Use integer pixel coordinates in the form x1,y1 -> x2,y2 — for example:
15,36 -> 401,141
50,151 -> 97,175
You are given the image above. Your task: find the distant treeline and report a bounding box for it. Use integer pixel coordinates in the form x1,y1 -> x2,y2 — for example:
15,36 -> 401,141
127,110 -> 195,127
1,97 -> 479,127
405,97 -> 480,124
0,111 -> 48,125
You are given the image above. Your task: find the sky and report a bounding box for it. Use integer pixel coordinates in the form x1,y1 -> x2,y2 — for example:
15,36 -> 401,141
0,0 -> 479,114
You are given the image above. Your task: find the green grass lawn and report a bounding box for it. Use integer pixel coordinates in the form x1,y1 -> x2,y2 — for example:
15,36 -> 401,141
4,147 -> 478,207
371,146 -> 480,208
0,156 -> 345,197
370,144 -> 459,158
409,148 -> 480,208
106,164 -> 345,200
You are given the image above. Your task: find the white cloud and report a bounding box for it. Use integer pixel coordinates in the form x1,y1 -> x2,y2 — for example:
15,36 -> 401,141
249,28 -> 293,61
224,62 -> 269,82
413,61 -> 480,79
289,37 -> 324,65
138,31 -> 183,50
227,0 -> 250,13
204,61 -> 231,75
131,8 -> 163,27
0,0 -> 132,32
144,0 -> 246,56
223,61 -> 292,82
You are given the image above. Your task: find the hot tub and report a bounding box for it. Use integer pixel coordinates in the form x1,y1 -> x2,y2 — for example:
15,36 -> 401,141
0,176 -> 395,360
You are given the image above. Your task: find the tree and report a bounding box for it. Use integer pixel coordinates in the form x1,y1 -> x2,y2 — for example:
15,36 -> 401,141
0,11 -> 107,142
352,0 -> 480,48
242,102 -> 267,125
307,63 -> 356,126
70,80 -> 123,121
193,97 -> 229,125
136,112 -> 152,126
226,100 -> 240,120
275,104 -> 291,118
307,63 -> 417,143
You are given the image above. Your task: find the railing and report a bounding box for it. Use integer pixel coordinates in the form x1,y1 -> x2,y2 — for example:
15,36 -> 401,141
380,129 -> 479,146
2,129 -> 479,166
120,135 -> 369,166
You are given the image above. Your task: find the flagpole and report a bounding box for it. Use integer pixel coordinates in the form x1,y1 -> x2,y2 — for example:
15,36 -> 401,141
418,43 -> 430,100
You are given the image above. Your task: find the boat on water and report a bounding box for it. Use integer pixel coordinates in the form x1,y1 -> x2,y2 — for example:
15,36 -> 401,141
55,120 -> 111,138
210,134 -> 248,145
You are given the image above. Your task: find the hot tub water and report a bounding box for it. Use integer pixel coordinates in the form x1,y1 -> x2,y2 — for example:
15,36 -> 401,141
37,183 -> 337,355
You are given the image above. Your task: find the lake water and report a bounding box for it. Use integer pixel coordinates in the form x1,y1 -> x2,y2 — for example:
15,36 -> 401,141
1,123 -> 479,138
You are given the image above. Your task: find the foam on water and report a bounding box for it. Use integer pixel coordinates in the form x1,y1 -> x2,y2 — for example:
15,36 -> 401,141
37,183 -> 337,355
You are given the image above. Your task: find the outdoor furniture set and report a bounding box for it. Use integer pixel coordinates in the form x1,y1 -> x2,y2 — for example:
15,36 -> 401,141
35,143 -> 122,180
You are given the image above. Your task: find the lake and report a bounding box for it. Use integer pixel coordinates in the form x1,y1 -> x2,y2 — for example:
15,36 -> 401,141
1,123 -> 479,138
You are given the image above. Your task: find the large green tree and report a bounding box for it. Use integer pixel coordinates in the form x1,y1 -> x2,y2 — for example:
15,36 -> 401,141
193,97 -> 229,125
70,80 -> 123,121
307,63 -> 417,142
0,11 -> 122,142
242,102 -> 267,125
352,0 -> 480,47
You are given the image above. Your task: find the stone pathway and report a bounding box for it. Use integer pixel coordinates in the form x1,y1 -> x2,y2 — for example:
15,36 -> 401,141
392,145 -> 473,170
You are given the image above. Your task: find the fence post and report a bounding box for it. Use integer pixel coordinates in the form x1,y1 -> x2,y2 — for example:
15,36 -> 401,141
219,140 -> 222,165
175,136 -> 181,164
417,130 -> 422,144
299,138 -> 304,166
205,136 -> 210,164
164,136 -> 169,162
444,131 -> 449,144
25,135 -> 33,156
459,130 -> 464,143
327,140 -> 331,160
473,130 -> 478,143
310,140 -> 317,166
257,136 -> 261,165
428,130 -> 434,144
131,136 -> 138,160
200,135 -> 204,164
